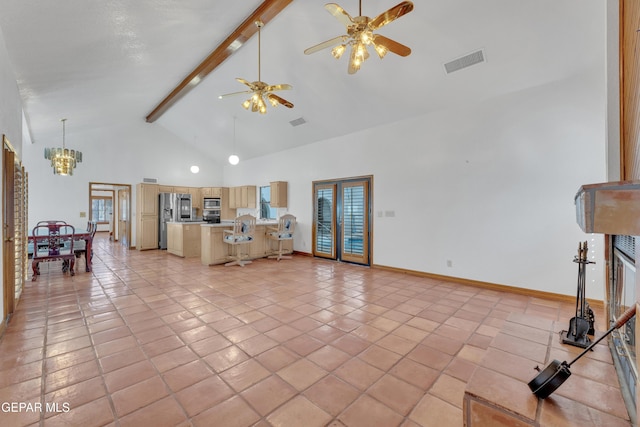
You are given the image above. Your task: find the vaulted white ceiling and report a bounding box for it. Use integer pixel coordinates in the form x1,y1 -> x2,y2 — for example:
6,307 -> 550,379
0,0 -> 603,164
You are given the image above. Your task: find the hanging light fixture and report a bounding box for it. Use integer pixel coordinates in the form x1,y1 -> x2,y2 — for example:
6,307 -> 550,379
228,117 -> 240,165
44,118 -> 82,176
218,20 -> 294,114
304,1 -> 413,74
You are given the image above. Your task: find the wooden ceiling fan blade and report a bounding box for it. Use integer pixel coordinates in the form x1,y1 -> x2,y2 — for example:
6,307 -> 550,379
369,1 -> 414,30
218,90 -> 252,99
324,3 -> 354,28
236,77 -> 255,89
373,34 -> 411,57
265,83 -> 292,92
304,35 -> 348,55
267,93 -> 294,108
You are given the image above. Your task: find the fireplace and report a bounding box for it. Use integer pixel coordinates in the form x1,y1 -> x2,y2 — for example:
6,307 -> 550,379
575,180 -> 640,423
610,234 -> 637,421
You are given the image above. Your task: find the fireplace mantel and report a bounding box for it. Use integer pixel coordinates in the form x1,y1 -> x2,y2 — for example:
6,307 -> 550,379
575,180 -> 640,236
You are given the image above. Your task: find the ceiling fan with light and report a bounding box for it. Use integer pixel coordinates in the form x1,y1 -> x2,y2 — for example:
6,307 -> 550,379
304,1 -> 414,74
219,20 -> 293,114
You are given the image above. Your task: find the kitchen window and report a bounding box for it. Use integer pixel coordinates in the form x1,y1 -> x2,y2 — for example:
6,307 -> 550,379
260,186 -> 275,219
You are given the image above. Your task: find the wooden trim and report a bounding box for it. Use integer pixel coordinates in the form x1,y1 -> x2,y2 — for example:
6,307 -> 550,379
145,0 -> 293,123
372,263 -> 604,309
292,250 -> 312,257
620,0 -> 640,180
0,317 -> 6,339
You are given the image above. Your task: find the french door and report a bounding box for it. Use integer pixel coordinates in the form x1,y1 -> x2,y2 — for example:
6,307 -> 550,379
313,176 -> 371,265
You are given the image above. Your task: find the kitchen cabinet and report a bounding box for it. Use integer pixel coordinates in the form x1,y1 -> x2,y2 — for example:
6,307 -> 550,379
270,181 -> 287,207
229,185 -> 256,209
201,223 -> 292,265
173,186 -> 189,194
158,185 -> 173,193
189,188 -> 202,213
136,183 -> 159,250
201,226 -> 229,265
167,222 -> 201,258
202,187 -> 222,198
221,187 -> 236,220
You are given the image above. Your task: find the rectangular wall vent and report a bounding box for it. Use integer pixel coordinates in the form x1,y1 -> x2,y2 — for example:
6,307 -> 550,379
444,49 -> 485,74
289,117 -> 306,127
143,177 -> 157,183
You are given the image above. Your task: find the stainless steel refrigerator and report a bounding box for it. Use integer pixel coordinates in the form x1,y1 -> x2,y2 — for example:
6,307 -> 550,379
158,193 -> 192,249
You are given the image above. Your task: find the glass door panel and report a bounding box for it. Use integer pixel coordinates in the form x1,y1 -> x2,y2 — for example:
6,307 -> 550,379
341,180 -> 369,265
313,184 -> 336,259
312,177 -> 371,266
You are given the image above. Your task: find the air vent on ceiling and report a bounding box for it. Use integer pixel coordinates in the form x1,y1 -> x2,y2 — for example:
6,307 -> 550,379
142,177 -> 158,183
289,117 -> 306,127
444,49 -> 485,74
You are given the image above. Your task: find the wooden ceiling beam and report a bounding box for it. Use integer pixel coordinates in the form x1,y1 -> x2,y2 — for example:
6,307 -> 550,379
145,0 -> 293,123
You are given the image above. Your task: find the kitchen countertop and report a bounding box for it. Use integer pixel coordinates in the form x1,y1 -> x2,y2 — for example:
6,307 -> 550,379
167,221 -> 207,225
200,220 -> 279,227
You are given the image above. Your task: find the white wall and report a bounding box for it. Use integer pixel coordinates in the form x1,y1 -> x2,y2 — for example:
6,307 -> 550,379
0,26 -> 25,323
20,121 -> 225,246
225,65 -> 607,300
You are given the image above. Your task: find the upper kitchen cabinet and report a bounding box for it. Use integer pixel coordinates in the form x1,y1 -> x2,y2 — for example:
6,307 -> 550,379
201,187 -> 223,198
189,188 -> 202,211
158,185 -> 174,193
229,186 -> 256,209
173,186 -> 189,194
270,181 -> 288,208
137,183 -> 158,215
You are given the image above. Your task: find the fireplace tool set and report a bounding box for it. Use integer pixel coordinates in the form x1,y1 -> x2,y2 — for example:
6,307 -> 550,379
528,241 -> 636,398
560,241 -> 595,348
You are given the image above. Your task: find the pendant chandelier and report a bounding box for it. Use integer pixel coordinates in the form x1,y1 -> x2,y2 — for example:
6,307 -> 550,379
44,118 -> 82,176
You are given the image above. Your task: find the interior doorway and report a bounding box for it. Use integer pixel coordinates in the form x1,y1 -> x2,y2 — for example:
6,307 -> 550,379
312,176 -> 372,266
89,182 -> 131,248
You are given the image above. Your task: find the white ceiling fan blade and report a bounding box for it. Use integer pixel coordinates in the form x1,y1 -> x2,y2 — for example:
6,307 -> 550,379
324,3 -> 354,28
218,90 -> 252,99
304,35 -> 348,55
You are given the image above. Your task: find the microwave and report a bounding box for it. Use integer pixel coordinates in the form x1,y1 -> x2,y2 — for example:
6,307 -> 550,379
204,198 -> 221,209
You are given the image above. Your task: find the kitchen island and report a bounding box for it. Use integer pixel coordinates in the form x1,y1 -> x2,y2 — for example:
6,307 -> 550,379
166,221 -> 207,258
200,221 -> 293,266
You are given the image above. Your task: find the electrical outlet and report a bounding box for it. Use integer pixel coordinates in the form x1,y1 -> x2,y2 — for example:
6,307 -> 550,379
377,210 -> 383,218
385,210 -> 395,217
79,212 -> 86,218
447,260 -> 453,267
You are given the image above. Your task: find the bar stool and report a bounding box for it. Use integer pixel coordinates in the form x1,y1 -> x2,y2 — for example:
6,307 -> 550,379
267,214 -> 296,261
223,214 -> 256,267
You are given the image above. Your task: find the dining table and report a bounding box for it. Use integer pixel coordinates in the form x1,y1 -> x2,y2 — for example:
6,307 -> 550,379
28,222 -> 94,273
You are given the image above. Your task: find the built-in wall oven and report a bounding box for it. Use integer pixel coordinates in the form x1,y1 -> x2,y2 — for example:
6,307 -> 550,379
203,197 -> 221,223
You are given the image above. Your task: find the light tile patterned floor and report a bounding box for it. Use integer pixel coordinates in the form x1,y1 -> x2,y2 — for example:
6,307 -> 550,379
0,233 -> 621,426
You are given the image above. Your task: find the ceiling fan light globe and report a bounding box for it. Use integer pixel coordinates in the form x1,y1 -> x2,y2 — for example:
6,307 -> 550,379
374,43 -> 388,59
332,44 -> 346,59
361,30 -> 373,45
242,99 -> 251,110
269,97 -> 279,107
